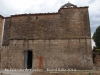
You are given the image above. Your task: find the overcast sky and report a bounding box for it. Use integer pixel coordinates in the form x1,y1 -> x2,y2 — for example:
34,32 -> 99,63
0,0 -> 100,48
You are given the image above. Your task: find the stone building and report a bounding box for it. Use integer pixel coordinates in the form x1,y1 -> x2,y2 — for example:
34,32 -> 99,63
0,15 -> 4,46
0,15 -> 4,65
0,2 -> 93,70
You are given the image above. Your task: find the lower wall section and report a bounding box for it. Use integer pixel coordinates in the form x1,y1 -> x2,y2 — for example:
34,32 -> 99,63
1,46 -> 9,69
1,39 -> 93,70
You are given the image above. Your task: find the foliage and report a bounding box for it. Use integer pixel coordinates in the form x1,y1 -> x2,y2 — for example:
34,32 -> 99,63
92,46 -> 100,64
92,26 -> 100,48
92,46 -> 100,54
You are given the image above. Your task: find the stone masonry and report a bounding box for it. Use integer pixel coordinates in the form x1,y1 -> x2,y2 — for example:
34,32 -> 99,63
0,15 -> 4,46
0,3 -> 93,70
0,15 -> 4,68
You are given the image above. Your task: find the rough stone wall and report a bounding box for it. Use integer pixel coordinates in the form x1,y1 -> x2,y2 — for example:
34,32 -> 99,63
1,46 -> 9,68
2,17 -> 11,45
1,39 -> 93,70
3,14 -> 60,45
0,15 -> 4,45
59,7 -> 91,38
1,6 -> 93,70
0,15 -> 4,68
3,7 -> 91,43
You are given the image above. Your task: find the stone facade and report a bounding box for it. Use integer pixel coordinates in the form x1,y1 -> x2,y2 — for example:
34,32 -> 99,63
0,15 -> 4,68
0,15 -> 4,46
0,3 -> 93,70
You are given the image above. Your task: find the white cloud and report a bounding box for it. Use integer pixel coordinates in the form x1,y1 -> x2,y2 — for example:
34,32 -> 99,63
89,0 -> 100,16
91,24 -> 100,28
92,17 -> 100,22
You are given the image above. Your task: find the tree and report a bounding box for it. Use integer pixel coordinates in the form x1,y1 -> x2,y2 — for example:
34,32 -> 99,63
92,26 -> 100,48
92,26 -> 100,64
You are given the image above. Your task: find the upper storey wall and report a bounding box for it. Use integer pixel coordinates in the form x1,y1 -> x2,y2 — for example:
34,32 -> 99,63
3,14 -> 60,45
10,14 -> 60,39
59,7 -> 91,38
3,7 -> 91,45
3,17 -> 11,45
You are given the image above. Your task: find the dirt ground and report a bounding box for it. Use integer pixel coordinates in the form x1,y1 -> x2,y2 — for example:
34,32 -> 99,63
0,64 -> 100,75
